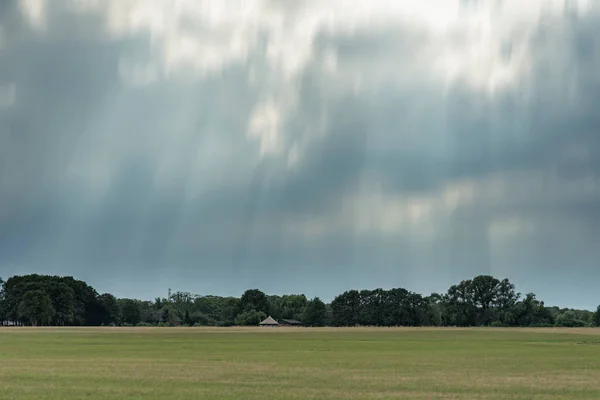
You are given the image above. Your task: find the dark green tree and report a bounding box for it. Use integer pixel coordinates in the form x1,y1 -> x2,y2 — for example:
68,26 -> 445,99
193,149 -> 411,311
60,276 -> 100,325
184,310 -> 192,326
46,283 -> 75,326
234,309 -> 266,326
331,290 -> 360,326
509,293 -> 554,327
0,277 -> 6,326
139,301 -> 160,325
1,272 -> 593,328
18,290 -> 55,326
239,289 -> 270,315
220,297 -> 241,326
119,299 -> 142,325
192,295 -> 228,326
445,282 -> 475,326
276,294 -> 307,320
98,293 -> 121,325
303,297 -> 327,327
358,289 -> 386,326
555,310 -> 585,327
159,303 -> 181,326
426,301 -> 443,326
470,275 -> 502,325
170,292 -> 196,315
267,295 -> 283,320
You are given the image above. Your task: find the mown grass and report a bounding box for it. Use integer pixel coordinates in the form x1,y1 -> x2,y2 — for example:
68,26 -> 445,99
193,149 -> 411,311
1,327 -> 600,399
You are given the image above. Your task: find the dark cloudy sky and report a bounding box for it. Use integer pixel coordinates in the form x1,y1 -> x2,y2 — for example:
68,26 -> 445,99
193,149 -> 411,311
1,0 -> 600,309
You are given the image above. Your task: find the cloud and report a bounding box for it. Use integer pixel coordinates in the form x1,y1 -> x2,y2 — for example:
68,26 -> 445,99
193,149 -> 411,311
62,0 -> 597,163
19,0 -> 46,30
1,0 -> 600,307
0,83 -> 15,107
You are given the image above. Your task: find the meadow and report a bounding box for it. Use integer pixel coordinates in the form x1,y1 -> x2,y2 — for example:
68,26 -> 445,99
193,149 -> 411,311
1,327 -> 600,399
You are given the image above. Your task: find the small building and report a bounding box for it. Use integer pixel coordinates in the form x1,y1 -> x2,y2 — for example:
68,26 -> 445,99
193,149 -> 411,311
279,319 -> 302,326
259,316 -> 279,327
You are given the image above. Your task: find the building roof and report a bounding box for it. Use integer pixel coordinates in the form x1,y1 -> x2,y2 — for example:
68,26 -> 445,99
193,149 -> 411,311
280,319 -> 302,324
259,316 -> 279,325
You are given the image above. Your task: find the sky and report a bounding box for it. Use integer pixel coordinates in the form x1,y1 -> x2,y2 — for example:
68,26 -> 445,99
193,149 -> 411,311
1,0 -> 600,309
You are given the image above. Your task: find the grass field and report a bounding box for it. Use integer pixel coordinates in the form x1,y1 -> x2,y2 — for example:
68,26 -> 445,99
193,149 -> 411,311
1,327 -> 600,399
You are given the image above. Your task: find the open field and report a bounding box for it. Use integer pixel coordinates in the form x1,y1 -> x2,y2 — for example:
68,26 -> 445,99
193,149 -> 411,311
1,327 -> 600,399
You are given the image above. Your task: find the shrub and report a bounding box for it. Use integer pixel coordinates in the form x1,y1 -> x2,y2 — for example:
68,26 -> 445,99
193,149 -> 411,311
529,323 -> 554,328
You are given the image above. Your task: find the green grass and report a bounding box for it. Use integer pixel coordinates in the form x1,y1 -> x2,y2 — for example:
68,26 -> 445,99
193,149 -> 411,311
1,327 -> 600,399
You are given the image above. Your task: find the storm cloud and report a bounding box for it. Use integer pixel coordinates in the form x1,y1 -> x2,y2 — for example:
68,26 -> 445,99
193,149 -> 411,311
1,0 -> 600,308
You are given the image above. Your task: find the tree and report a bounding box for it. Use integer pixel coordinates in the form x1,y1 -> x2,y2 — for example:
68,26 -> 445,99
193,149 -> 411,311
139,301 -> 160,325
220,297 -> 240,326
331,290 -> 360,326
384,288 -> 410,326
358,289 -> 385,326
184,310 -> 192,326
46,283 -> 75,326
495,279 -> 520,310
119,299 -> 142,326
268,295 -> 283,320
18,290 -> 55,326
57,276 -> 100,325
470,275 -> 502,325
556,310 -> 585,327
303,297 -> 327,327
238,289 -> 270,319
276,294 -> 307,320
98,293 -> 121,325
159,303 -> 181,326
0,272 -> 593,328
234,309 -> 266,326
441,276 -> 520,326
192,295 -> 234,326
170,291 -> 196,315
444,281 -> 477,326
509,293 -> 554,327
425,299 -> 443,327
0,277 -> 5,325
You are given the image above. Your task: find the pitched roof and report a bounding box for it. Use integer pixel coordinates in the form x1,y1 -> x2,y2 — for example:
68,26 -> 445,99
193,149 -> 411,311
280,319 -> 302,324
259,316 -> 279,325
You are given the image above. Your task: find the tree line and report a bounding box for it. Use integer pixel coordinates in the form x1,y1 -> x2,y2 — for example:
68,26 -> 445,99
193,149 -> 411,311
1,274 -> 599,328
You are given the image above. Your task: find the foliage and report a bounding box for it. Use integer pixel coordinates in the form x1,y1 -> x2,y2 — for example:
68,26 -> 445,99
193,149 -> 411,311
0,273 -> 593,328
98,293 -> 121,325
555,310 -> 586,327
184,310 -> 193,326
234,309 -> 267,326
119,299 -> 142,326
303,297 -> 327,327
17,290 -> 55,326
239,289 -> 270,315
0,276 -> 5,324
1,275 -> 98,326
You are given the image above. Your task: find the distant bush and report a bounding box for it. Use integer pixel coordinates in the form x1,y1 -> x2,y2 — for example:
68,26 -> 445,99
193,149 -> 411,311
555,311 -> 586,327
529,323 -> 554,328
